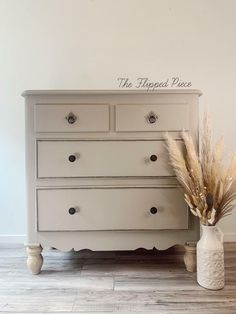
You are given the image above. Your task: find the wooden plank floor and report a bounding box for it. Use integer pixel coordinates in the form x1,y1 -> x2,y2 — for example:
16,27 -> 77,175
0,243 -> 235,313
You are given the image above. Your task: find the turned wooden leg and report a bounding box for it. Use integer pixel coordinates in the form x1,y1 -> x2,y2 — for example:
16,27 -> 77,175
184,241 -> 196,272
26,245 -> 43,275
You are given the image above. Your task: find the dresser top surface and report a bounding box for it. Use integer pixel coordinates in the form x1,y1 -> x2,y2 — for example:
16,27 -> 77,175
22,89 -> 202,97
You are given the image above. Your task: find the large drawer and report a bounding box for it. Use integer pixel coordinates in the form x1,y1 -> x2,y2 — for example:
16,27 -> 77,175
37,140 -> 177,178
34,104 -> 110,132
37,188 -> 188,231
115,103 -> 189,132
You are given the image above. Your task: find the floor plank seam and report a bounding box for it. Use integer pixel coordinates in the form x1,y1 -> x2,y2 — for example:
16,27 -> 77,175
0,243 -> 235,313
71,289 -> 79,313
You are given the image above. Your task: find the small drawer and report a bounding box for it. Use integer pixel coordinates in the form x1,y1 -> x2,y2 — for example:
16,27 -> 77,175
37,140 -> 178,178
115,103 -> 189,132
34,104 -> 109,132
37,188 -> 188,231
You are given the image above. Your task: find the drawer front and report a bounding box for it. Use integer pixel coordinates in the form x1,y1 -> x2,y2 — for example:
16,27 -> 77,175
34,104 -> 109,132
37,188 -> 188,231
37,140 -> 176,178
115,104 -> 189,132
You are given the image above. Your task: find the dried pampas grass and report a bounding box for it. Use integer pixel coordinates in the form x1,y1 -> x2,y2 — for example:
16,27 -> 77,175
165,114 -> 236,226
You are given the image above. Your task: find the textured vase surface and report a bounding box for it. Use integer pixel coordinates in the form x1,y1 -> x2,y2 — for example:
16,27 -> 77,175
197,224 -> 224,290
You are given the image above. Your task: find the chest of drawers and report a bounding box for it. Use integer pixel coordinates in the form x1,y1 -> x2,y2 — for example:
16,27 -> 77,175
23,89 -> 201,274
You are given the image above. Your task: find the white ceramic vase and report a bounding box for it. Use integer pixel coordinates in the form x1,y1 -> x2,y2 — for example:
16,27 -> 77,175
197,224 -> 224,290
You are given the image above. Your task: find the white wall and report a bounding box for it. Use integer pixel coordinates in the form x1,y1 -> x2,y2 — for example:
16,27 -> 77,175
0,0 -> 236,242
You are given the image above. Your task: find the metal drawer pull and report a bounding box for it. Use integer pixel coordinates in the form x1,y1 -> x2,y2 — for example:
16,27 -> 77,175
150,207 -> 158,214
147,112 -> 158,124
68,207 -> 76,215
149,115 -> 157,124
68,155 -> 76,162
66,112 -> 77,124
150,154 -> 157,162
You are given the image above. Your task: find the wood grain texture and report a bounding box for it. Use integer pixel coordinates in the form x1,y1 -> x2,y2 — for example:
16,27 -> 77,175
0,243 -> 235,313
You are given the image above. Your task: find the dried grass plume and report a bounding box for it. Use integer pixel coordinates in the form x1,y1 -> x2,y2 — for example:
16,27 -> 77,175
165,113 -> 236,225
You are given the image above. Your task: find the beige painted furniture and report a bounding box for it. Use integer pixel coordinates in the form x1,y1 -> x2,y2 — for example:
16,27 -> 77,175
23,89 -> 201,274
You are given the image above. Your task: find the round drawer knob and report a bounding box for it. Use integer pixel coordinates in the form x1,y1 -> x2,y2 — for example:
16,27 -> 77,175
68,207 -> 76,215
150,207 -> 158,215
68,155 -> 76,162
150,154 -> 157,162
148,115 -> 157,124
66,112 -> 77,124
